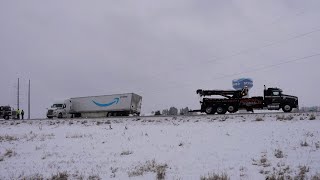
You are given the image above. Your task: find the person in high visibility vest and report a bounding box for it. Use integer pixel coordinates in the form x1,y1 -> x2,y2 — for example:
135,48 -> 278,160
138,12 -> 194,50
16,109 -> 20,119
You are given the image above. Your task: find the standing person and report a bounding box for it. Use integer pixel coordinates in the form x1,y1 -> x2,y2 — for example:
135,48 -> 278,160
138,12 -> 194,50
16,109 -> 20,120
21,110 -> 24,120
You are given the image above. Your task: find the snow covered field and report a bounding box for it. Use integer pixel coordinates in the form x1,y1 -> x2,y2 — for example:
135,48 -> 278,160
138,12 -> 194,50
1,113 -> 320,180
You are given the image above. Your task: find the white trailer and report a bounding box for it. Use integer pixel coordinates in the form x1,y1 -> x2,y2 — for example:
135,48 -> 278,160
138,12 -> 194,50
47,93 -> 142,118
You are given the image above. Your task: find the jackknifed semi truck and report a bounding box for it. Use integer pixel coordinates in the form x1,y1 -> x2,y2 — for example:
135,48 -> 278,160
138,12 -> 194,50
47,93 -> 142,119
195,85 -> 298,114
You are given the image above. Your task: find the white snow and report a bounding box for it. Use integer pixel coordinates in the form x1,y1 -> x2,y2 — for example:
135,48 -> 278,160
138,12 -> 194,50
0,113 -> 320,179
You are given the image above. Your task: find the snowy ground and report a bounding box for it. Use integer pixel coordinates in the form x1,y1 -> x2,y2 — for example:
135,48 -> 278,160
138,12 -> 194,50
1,113 -> 320,180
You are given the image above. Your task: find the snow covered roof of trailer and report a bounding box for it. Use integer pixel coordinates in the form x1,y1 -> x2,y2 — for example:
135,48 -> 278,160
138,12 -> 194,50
69,93 -> 141,99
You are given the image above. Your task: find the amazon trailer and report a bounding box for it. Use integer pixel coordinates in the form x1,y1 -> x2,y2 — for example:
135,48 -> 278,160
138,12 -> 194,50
46,93 -> 142,119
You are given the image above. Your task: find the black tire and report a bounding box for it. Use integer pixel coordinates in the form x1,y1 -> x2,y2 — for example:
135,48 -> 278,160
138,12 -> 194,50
216,106 -> 227,114
4,115 -> 9,120
107,112 -> 112,117
58,113 -> 63,119
205,106 -> 215,114
227,105 -> 238,113
282,104 -> 292,112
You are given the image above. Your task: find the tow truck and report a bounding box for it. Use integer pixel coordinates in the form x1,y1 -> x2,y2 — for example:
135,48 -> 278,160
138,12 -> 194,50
195,85 -> 298,114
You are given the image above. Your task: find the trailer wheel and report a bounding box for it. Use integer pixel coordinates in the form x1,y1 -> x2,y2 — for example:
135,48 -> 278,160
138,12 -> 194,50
227,105 -> 237,113
205,107 -> 215,114
58,113 -> 63,119
107,112 -> 112,117
282,104 -> 292,112
216,106 -> 226,114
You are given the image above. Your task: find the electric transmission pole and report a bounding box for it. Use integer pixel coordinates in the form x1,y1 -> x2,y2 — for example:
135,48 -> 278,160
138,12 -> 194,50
28,79 -> 31,119
17,78 -> 20,110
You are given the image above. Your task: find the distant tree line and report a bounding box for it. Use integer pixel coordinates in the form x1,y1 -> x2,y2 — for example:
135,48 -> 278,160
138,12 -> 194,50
152,107 -> 191,116
299,106 -> 320,112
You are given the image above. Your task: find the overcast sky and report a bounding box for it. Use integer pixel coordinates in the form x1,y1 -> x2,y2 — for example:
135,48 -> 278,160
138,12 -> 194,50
1,0 -> 320,118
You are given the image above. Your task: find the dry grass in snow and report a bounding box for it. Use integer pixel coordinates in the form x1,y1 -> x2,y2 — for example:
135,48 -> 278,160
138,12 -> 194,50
0,112 -> 320,179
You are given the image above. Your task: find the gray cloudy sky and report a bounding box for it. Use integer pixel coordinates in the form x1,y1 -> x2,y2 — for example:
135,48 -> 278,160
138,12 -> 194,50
1,0 -> 320,118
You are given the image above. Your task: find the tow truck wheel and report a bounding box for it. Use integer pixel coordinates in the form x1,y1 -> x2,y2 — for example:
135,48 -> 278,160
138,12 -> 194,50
58,113 -> 63,119
227,105 -> 237,113
282,104 -> 292,112
216,106 -> 226,114
205,107 -> 215,114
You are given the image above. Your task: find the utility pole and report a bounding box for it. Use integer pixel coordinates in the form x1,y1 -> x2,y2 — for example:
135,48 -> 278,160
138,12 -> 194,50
17,78 -> 20,110
28,79 -> 31,119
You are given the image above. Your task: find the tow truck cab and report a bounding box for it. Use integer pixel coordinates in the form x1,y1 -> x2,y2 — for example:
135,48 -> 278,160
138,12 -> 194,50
263,87 -> 298,112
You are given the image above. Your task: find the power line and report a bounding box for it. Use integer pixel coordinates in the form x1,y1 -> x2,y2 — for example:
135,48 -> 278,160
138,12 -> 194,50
179,9 -> 314,67
144,52 -> 320,95
142,26 -> 320,88
268,10 -> 306,26
212,53 -> 320,80
142,20 -> 320,85
137,41 -> 320,97
203,27 -> 320,65
149,51 -> 320,94
131,8 -> 314,84
196,8 -> 307,62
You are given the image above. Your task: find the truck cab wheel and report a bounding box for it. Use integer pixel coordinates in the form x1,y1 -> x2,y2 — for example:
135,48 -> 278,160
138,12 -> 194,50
282,104 -> 292,112
216,106 -> 227,114
205,107 -> 215,114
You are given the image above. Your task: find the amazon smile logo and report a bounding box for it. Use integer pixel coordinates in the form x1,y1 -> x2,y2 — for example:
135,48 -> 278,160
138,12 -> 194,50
92,98 -> 119,107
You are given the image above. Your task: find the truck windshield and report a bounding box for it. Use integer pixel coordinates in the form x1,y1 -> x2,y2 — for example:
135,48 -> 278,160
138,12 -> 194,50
272,91 -> 281,96
52,104 -> 63,108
